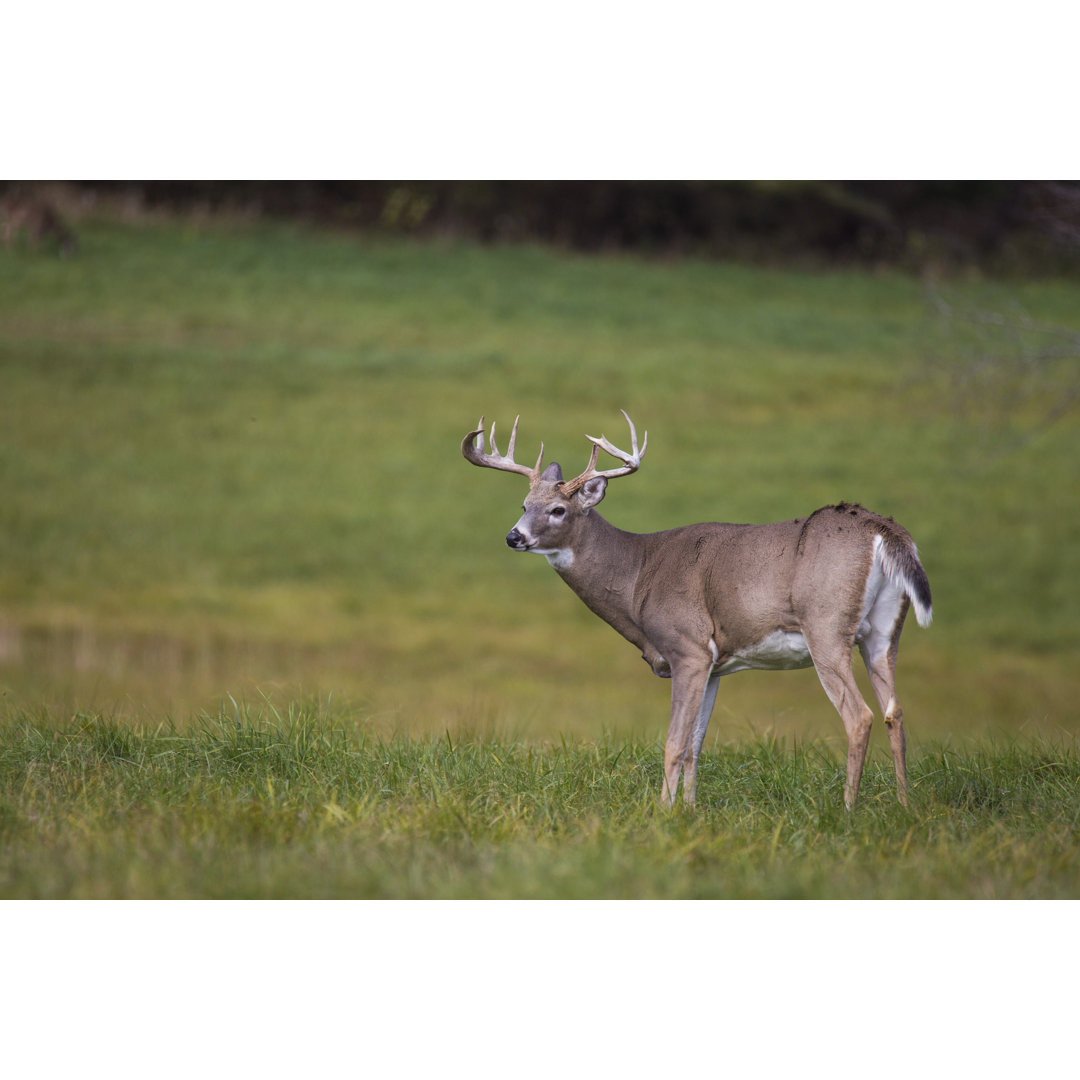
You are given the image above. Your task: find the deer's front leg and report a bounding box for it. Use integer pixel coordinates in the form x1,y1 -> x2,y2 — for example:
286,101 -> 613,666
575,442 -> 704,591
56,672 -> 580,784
661,657 -> 717,807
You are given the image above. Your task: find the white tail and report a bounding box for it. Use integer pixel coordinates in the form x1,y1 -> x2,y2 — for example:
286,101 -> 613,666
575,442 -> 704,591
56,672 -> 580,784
462,412 -> 932,809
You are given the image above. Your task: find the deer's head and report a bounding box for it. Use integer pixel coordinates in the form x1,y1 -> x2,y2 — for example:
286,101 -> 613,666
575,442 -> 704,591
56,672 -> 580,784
461,411 -> 647,562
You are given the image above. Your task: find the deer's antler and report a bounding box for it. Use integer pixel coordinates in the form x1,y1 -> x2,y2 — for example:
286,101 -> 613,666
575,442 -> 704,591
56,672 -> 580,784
461,416 -> 545,483
558,409 -> 648,496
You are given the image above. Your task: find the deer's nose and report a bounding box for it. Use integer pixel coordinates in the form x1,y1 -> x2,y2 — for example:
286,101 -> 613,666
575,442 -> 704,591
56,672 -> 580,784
506,528 -> 528,549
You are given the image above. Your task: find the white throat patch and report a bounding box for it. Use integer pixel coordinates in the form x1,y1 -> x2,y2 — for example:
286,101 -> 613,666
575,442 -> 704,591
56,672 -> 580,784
540,548 -> 574,570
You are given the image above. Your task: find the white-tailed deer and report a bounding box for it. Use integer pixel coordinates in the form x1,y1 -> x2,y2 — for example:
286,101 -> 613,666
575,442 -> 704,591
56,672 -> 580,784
462,411 -> 932,808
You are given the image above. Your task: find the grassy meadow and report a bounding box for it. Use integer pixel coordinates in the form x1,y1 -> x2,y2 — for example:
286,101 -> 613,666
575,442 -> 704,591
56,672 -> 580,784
1,212 -> 1079,897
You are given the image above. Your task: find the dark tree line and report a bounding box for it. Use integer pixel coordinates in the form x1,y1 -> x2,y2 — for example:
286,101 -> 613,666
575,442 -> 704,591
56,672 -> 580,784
6,180 -> 1080,271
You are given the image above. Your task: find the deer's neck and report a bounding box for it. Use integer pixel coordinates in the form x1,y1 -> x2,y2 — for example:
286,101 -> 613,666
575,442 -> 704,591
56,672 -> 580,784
547,512 -> 648,643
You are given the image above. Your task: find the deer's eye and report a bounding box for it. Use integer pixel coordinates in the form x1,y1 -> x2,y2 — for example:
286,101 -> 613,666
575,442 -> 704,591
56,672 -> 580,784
548,506 -> 566,519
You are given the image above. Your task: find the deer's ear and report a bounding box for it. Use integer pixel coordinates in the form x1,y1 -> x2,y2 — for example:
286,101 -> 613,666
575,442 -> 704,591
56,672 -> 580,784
541,462 -> 563,482
577,476 -> 607,509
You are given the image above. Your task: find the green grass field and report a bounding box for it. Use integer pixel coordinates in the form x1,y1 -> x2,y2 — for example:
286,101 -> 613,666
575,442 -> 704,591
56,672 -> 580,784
3,705 -> 1079,898
2,213 -> 1078,897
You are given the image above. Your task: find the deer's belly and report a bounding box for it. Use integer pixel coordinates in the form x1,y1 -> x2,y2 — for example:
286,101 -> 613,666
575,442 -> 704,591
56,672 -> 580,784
711,630 -> 813,675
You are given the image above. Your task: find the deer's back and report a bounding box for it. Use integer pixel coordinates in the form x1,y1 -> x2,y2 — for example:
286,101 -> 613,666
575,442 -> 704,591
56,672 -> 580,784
636,503 -> 909,637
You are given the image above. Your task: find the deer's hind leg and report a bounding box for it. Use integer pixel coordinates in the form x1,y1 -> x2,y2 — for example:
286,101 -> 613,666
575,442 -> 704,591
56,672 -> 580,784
804,630 -> 875,810
859,597 -> 911,806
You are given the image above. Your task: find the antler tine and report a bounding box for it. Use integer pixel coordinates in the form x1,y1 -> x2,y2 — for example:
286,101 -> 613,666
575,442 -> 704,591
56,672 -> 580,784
486,416 -> 507,459
581,442 -> 600,476
461,414 -> 544,482
560,410 -> 647,494
586,409 -> 648,472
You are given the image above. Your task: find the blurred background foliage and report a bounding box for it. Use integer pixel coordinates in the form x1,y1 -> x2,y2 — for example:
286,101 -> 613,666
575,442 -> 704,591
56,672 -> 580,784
1,180 -> 1078,749
7,180 -> 1080,273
